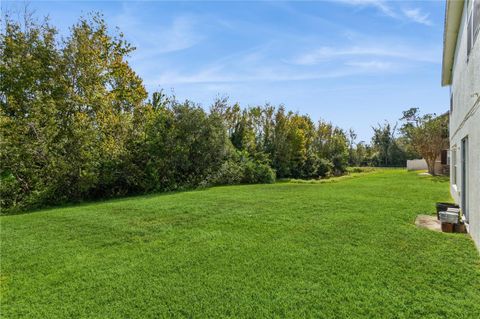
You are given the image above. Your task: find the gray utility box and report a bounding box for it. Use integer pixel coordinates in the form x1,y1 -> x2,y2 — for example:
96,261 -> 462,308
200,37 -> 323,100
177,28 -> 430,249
439,210 -> 459,224
447,207 -> 460,213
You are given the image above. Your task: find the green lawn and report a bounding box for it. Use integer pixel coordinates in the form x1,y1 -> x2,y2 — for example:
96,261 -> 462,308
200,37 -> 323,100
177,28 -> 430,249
1,169 -> 479,318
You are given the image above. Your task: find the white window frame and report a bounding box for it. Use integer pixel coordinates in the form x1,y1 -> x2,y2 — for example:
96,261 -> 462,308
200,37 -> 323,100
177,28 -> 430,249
452,146 -> 457,185
475,0 -> 480,39
467,0 -> 480,59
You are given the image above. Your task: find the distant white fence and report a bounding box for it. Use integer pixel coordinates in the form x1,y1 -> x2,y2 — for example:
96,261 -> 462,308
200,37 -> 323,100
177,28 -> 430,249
407,159 -> 428,171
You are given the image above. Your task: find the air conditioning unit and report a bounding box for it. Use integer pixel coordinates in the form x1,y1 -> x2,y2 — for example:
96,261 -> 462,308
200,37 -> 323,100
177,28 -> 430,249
439,210 -> 459,224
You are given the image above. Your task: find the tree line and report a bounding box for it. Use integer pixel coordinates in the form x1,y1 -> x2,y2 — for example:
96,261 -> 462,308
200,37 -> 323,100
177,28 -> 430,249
0,13 -> 445,212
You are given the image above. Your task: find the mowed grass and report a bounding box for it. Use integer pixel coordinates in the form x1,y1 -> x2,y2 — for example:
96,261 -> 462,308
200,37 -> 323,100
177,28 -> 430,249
1,169 -> 479,318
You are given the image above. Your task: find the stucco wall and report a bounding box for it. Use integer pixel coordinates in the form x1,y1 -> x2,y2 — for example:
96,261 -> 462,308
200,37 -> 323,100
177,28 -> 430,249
407,158 -> 448,174
407,159 -> 428,171
449,0 -> 480,250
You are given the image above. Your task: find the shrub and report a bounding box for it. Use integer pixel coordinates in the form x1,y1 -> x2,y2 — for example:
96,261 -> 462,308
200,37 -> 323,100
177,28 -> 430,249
202,156 -> 276,187
0,173 -> 21,212
207,160 -> 244,186
347,167 -> 376,174
317,158 -> 334,177
243,161 -> 276,184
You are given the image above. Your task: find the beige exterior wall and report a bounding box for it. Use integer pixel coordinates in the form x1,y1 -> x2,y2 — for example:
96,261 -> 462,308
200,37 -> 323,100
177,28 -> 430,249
407,159 -> 428,171
449,0 -> 480,250
407,158 -> 448,175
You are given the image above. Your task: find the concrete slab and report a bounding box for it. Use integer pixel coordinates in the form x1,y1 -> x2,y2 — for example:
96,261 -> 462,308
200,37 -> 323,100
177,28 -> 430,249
415,214 -> 441,232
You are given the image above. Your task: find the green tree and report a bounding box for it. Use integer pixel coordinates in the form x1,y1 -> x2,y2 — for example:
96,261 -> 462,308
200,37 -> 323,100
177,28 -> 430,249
1,14 -> 67,208
370,122 -> 407,167
400,108 -> 449,175
347,128 -> 357,166
315,121 -> 349,175
0,10 -> 353,211
62,14 -> 147,197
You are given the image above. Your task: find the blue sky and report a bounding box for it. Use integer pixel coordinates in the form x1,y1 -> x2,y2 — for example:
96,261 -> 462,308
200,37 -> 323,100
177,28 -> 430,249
3,0 -> 449,142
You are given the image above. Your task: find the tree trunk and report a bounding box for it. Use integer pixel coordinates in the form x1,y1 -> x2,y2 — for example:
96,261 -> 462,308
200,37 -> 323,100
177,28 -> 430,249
426,157 -> 436,175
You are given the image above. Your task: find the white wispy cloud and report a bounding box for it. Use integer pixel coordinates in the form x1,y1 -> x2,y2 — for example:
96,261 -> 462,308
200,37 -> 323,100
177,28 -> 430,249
290,44 -> 440,65
402,8 -> 432,26
334,0 -> 397,18
113,4 -> 204,59
344,60 -> 393,70
113,0 -> 438,90
335,0 -> 433,26
147,53 -> 400,86
143,35 -> 440,86
148,68 -> 355,85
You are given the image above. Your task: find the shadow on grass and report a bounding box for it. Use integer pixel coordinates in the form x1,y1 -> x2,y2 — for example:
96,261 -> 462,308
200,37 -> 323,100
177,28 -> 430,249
422,175 -> 450,183
0,188 -> 205,217
277,167 -> 384,184
2,181 -> 279,217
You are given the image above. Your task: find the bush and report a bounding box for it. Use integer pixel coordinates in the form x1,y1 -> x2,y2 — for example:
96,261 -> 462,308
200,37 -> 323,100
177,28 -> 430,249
317,158 -> 334,177
202,156 -> 276,187
207,160 -> 244,186
243,161 -> 276,184
331,154 -> 348,175
347,167 -> 376,173
0,173 -> 21,212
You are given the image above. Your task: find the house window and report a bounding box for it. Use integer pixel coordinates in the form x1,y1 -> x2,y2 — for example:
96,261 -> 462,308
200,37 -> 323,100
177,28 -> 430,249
475,0 -> 480,40
441,150 -> 448,165
452,147 -> 457,185
468,14 -> 473,58
450,93 -> 453,113
468,0 -> 480,58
